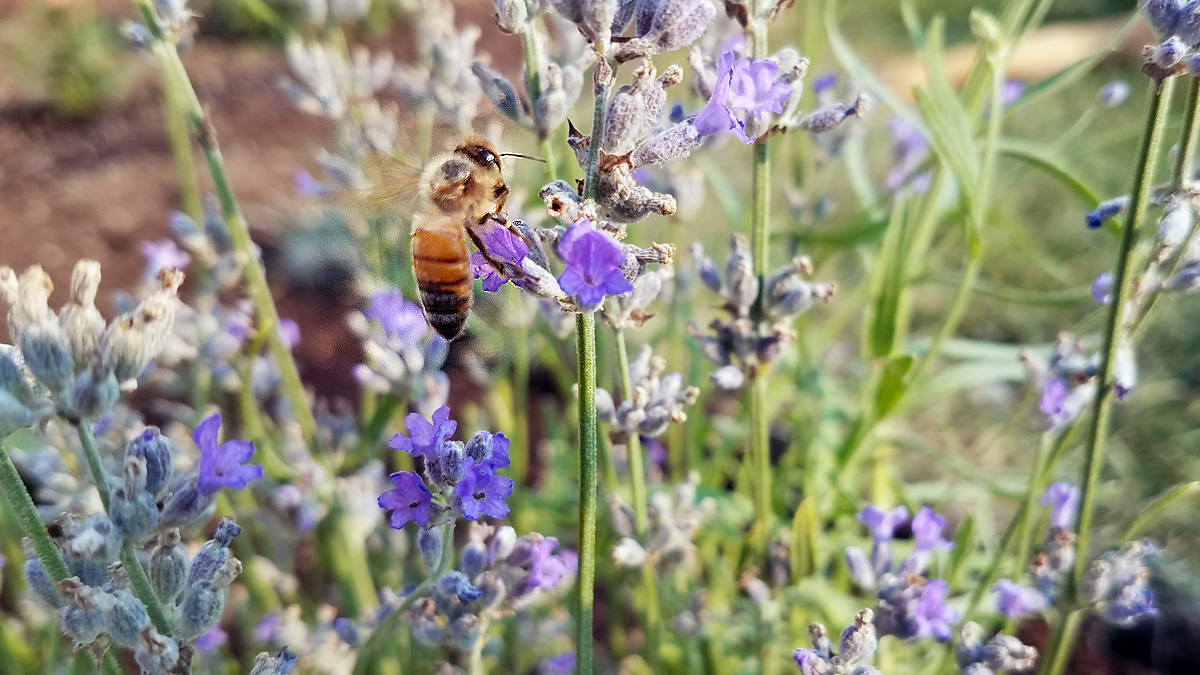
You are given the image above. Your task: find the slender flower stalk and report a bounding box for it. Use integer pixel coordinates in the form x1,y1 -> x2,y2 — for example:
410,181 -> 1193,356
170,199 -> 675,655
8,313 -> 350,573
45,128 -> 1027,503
76,419 -> 176,636
131,0 -> 318,445
1041,76 -> 1176,675
748,15 -> 773,557
573,55 -> 614,675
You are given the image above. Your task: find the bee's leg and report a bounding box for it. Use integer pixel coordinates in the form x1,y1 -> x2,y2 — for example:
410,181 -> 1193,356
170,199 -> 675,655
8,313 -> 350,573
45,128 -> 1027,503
480,211 -> 540,250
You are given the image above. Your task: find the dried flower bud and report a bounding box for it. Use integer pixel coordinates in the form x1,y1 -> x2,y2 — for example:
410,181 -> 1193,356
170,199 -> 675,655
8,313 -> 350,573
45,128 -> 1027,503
492,0 -> 530,32
125,427 -> 175,498
535,63 -> 571,136
20,323 -> 74,394
250,648 -> 299,675
99,589 -> 151,647
99,269 -> 184,388
836,609 -> 877,668
58,260 -> 106,368
26,556 -> 66,608
419,526 -> 444,571
134,627 -> 180,675
473,61 -> 527,124
1140,0 -> 1185,39
149,529 -> 188,605
612,537 -> 648,566
604,89 -> 646,155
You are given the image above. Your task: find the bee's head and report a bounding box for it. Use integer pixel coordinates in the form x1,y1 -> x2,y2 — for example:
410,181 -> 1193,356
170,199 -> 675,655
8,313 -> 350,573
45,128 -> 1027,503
455,139 -> 503,174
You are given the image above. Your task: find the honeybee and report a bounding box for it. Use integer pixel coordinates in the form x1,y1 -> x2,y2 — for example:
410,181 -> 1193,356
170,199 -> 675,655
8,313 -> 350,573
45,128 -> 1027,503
360,137 -> 536,340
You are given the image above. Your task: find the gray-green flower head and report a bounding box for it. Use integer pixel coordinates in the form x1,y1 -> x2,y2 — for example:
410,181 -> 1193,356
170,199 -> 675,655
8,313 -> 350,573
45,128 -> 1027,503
99,268 -> 184,389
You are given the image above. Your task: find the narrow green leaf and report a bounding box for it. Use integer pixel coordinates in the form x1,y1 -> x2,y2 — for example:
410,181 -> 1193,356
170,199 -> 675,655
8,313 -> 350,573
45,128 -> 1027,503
790,497 -> 820,584
914,18 -> 980,195
997,137 -> 1101,207
946,514 -> 977,587
1121,482 -> 1200,542
875,355 -> 915,417
865,198 -> 911,358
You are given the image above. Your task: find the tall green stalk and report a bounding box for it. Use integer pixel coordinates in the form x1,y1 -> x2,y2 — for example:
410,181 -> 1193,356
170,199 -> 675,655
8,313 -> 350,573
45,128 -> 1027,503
747,11 -> 774,559
76,420 -> 175,636
0,441 -> 124,675
573,55 -> 613,675
1041,76 -> 1175,675
132,0 -> 318,445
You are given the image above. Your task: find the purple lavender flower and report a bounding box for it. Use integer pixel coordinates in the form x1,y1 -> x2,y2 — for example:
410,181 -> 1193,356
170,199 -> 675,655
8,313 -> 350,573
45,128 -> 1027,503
486,432 -> 511,471
254,613 -> 280,643
1039,378 -> 1069,418
912,579 -> 958,640
140,239 -> 191,282
556,219 -> 634,307
694,52 -> 754,143
728,59 -> 792,120
279,319 -> 301,349
365,288 -> 429,343
1099,80 -> 1130,108
194,626 -> 228,654
520,538 -> 575,592
538,652 -> 576,675
453,457 -> 514,520
195,413 -> 263,496
1040,482 -> 1079,531
886,116 -> 931,192
992,579 -> 1049,618
470,225 -> 529,292
294,168 -> 331,196
858,504 -> 909,542
389,406 -> 457,462
1000,80 -> 1025,107
378,471 -> 433,529
912,507 -> 952,552
1086,196 -> 1129,229
1092,271 -> 1113,304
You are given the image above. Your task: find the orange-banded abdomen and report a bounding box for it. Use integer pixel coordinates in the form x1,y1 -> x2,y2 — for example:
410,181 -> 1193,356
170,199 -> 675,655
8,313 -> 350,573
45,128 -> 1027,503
412,215 -> 472,340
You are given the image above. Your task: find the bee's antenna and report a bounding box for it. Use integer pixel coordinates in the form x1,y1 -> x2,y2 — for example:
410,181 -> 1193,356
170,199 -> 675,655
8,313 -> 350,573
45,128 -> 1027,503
500,152 -> 547,163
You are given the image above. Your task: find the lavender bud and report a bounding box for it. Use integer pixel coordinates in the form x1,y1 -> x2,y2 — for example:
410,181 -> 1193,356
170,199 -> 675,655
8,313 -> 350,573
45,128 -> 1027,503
449,614 -> 484,650
548,0 -> 583,23
1156,199 -> 1192,261
837,609 -> 878,668
125,426 -> 175,498
541,181 -> 586,223
844,547 -> 876,589
535,64 -> 571,134
149,529 -> 188,605
980,634 -> 1038,672
1152,36 -> 1186,68
476,571 -> 507,611
490,526 -> 517,562
70,558 -> 110,588
20,323 -> 74,393
250,648 -> 299,675
134,627 -> 180,675
492,0 -> 529,32
0,348 -> 35,403
180,568 -> 236,639
419,526 -> 444,571
462,541 -> 488,578
710,364 -> 745,390
68,365 -> 119,419
647,0 -> 715,53
110,489 -> 159,539
613,0 -> 636,30
100,589 -> 151,647
582,0 -> 618,50
1177,2 -> 1200,45
1086,195 -> 1129,229
604,89 -> 646,155
68,513 -> 123,562
58,260 -> 105,367
1099,80 -> 1130,107
464,431 -> 493,464
631,120 -> 702,167
186,518 -> 240,589
809,622 -> 833,657
798,101 -> 858,133
438,571 -> 483,602
612,538 -> 648,566
159,475 -> 216,529
473,62 -> 526,123
1139,0 -> 1185,38
25,557 -> 65,608
411,613 -> 445,645
439,440 -> 465,485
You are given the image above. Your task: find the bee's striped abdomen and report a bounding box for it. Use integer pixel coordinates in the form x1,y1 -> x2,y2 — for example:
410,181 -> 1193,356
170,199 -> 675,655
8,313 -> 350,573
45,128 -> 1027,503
412,222 -> 472,340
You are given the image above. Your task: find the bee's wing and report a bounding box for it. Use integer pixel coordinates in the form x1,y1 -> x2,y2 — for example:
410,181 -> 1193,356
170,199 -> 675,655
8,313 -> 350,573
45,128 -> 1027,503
319,152 -> 424,214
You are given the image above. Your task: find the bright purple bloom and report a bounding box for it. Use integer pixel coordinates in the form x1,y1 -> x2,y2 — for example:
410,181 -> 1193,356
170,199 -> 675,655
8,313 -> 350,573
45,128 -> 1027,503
1092,271 -> 1113,304
912,579 -> 958,640
694,52 -> 755,143
254,613 -> 280,643
886,116 -> 931,192
993,579 -> 1049,618
378,471 -> 433,529
912,506 -> 952,552
389,406 -> 457,461
1040,482 -> 1079,531
453,457 -> 513,520
470,224 -> 529,292
858,504 -> 909,542
1100,80 -> 1130,108
195,413 -> 263,496
1039,378 -> 1069,418
487,432 -> 511,471
556,219 -> 634,307
521,538 -> 575,592
728,59 -> 792,120
194,626 -> 228,653
538,652 -> 576,675
365,288 -> 428,343
140,239 -> 191,282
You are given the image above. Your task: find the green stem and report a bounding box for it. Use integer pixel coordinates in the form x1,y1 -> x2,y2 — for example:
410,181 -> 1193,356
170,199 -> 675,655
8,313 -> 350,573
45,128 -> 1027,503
574,313 -> 598,675
352,522 -> 454,675
613,328 -> 661,667
748,18 -> 773,555
1038,610 -> 1082,675
76,420 -> 175,636
1071,77 -> 1173,597
1174,77 -> 1200,191
134,0 -> 318,445
161,75 -> 202,222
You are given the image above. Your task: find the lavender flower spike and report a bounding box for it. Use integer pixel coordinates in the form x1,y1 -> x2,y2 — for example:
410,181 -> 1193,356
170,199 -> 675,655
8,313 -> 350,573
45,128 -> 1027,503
913,579 -> 959,640
857,504 -> 908,542
195,413 -> 264,496
453,457 -> 514,521
912,506 -> 953,552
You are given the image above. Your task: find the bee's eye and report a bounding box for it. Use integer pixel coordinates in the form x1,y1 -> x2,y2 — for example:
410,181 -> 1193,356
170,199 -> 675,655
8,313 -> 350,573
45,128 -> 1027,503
475,146 -> 498,168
